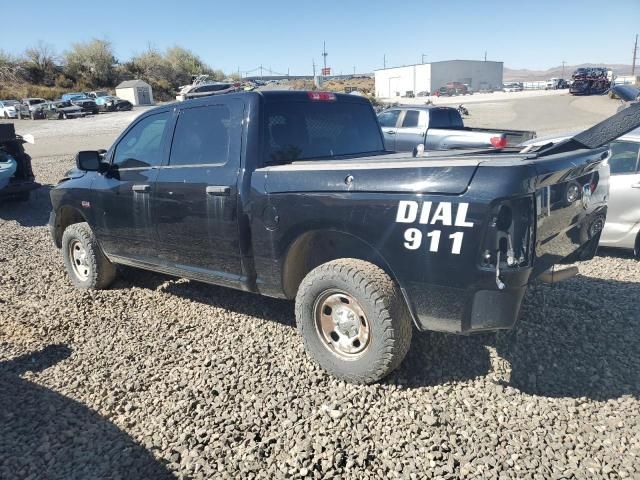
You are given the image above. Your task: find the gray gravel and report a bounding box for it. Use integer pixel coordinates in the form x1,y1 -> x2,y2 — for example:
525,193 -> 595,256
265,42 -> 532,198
1,155 -> 639,479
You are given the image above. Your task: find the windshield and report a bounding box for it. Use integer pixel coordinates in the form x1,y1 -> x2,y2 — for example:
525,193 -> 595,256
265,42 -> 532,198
262,100 -> 384,165
2,100 -> 18,106
28,99 -> 45,105
94,91 -> 108,97
429,108 -> 464,129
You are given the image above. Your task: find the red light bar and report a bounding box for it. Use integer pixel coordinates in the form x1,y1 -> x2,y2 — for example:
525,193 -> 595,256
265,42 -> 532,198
490,136 -> 508,149
307,91 -> 336,101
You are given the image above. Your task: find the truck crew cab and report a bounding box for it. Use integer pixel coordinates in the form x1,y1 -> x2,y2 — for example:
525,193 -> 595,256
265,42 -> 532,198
49,91 -> 634,384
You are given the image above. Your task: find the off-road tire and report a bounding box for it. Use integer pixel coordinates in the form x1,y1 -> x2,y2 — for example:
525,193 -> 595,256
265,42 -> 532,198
62,222 -> 116,289
295,258 -> 413,384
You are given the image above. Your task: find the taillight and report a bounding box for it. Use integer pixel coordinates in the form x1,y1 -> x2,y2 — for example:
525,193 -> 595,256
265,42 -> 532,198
590,171 -> 599,193
480,197 -> 534,289
307,91 -> 336,101
490,136 -> 508,149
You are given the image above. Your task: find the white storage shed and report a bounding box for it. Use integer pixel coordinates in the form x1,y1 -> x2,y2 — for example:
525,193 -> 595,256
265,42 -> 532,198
115,80 -> 154,106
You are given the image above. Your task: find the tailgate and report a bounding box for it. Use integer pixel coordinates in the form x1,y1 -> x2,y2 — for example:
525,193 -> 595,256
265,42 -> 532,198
468,127 -> 537,146
530,147 -> 609,275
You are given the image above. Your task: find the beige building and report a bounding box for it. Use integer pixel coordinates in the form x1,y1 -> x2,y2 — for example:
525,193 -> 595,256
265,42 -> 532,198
375,60 -> 503,98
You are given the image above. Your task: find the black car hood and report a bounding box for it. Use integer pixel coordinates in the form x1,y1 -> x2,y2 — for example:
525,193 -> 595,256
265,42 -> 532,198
612,84 -> 640,102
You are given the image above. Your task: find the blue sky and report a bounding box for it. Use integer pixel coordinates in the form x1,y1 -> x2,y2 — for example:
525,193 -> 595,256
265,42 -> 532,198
2,0 -> 638,75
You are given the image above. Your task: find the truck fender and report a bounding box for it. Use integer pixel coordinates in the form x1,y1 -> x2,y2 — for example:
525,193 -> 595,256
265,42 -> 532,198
51,205 -> 89,248
280,229 -> 420,327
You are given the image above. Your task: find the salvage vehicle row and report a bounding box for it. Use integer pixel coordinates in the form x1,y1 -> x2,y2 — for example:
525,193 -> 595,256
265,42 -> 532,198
0,91 -> 133,121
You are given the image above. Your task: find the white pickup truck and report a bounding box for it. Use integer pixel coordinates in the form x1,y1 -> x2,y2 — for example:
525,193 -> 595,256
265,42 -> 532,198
378,105 -> 536,152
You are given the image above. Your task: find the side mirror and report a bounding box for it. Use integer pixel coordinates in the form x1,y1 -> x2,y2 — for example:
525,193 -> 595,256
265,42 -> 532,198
75,151 -> 101,171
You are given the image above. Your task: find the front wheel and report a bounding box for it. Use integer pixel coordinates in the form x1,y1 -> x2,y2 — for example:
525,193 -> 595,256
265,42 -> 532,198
295,259 -> 413,384
62,222 -> 116,289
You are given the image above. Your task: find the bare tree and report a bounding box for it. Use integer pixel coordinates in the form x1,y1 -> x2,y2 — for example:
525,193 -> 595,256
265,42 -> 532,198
23,41 -> 59,85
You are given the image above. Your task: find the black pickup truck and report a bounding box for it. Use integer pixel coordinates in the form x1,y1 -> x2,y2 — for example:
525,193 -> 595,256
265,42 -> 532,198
49,91 -> 637,383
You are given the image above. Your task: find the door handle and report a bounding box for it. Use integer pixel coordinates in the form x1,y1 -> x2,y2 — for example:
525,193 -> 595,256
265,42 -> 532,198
132,184 -> 150,193
206,185 -> 231,196
385,130 -> 396,135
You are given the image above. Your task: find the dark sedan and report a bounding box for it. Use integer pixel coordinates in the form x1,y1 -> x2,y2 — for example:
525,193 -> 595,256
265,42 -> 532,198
95,95 -> 133,112
43,101 -> 84,120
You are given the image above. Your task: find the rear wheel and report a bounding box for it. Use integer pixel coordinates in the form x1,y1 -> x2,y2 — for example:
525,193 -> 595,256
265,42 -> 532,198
62,222 -> 116,289
295,259 -> 412,384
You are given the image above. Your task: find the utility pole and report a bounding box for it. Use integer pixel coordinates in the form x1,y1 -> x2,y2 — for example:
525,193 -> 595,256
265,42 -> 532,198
353,65 -> 356,76
312,59 -> 316,78
632,34 -> 638,76
484,51 -> 487,62
260,65 -> 263,80
322,41 -> 328,76
383,54 -> 386,69
421,53 -> 427,64
561,60 -> 566,79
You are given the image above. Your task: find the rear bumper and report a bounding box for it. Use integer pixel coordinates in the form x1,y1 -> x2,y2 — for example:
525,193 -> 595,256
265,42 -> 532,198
403,267 -> 532,334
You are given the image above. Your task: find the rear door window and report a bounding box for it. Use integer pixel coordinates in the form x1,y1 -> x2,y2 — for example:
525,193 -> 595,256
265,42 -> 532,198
401,110 -> 420,128
169,105 -> 232,166
609,141 -> 640,175
429,108 -> 463,129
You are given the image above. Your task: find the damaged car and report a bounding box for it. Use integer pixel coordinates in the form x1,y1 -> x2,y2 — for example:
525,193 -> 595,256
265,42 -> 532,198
94,95 -> 133,112
0,124 -> 39,201
611,84 -> 640,112
61,93 -> 99,115
16,98 -> 47,120
43,100 -> 84,120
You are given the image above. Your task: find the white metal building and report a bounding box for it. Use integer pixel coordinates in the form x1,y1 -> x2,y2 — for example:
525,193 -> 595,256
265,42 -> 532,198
375,60 -> 504,98
115,79 -> 154,106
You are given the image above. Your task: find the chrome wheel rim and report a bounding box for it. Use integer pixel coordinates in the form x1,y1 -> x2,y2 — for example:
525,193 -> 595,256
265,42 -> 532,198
314,290 -> 371,360
69,239 -> 90,281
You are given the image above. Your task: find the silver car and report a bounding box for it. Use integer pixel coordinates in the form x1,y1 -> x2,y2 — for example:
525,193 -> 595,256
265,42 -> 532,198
523,129 -> 640,256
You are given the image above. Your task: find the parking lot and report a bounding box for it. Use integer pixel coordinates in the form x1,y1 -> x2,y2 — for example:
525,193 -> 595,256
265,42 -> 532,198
1,93 -> 639,479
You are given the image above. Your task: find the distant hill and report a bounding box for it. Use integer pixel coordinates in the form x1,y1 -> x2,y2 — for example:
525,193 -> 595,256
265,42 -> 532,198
504,64 -> 634,81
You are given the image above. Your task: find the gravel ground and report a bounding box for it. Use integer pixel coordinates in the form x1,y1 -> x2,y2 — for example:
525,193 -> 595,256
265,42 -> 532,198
1,154 -> 639,479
